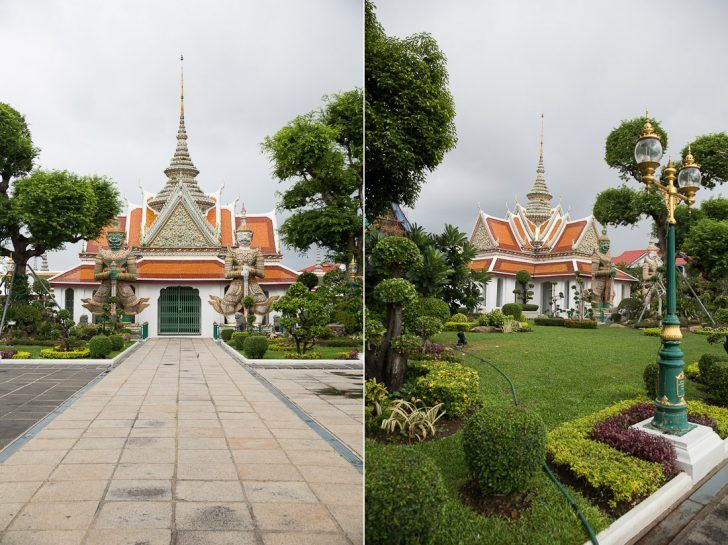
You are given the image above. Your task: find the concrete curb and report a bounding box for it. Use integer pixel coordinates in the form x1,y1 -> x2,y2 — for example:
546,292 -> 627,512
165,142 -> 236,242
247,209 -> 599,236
0,339 -> 146,366
582,473 -> 693,545
216,340 -> 363,367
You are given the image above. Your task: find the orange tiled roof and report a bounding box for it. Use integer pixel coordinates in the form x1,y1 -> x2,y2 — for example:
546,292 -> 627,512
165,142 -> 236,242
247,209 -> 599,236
85,216 -> 127,253
468,258 -> 493,272
552,220 -> 587,253
486,218 -> 519,251
128,207 -> 143,246
50,260 -> 298,284
236,216 -> 277,255
221,209 -> 234,246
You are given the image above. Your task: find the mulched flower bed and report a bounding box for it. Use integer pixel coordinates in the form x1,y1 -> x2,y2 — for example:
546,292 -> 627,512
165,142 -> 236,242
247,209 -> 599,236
367,405 -> 477,445
459,480 -> 534,520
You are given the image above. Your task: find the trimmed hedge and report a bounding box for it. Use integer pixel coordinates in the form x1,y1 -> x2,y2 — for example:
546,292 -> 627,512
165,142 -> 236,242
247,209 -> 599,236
463,405 -> 546,494
410,360 -> 479,417
243,336 -> 268,359
564,319 -> 597,329
89,335 -> 112,358
40,348 -> 92,359
698,353 -> 728,405
443,321 -> 476,332
109,334 -> 124,351
643,328 -> 661,337
547,399 -> 666,507
284,351 -> 323,359
534,317 -> 565,326
450,313 -> 469,323
220,328 -> 234,342
643,363 -> 658,399
231,332 -> 250,350
12,351 -> 31,359
501,303 -> 523,321
522,303 -> 539,311
365,443 -> 447,545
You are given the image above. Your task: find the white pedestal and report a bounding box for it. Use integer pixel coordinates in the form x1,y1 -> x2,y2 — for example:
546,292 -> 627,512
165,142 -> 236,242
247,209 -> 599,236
632,418 -> 727,483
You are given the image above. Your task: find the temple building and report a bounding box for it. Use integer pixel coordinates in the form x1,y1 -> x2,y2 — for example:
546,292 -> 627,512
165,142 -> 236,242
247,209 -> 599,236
469,123 -> 637,314
49,65 -> 299,337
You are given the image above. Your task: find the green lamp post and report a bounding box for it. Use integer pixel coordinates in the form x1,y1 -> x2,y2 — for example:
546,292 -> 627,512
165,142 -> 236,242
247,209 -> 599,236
634,113 -> 702,435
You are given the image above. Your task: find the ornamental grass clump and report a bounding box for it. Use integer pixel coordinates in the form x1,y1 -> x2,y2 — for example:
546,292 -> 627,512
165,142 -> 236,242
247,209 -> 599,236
463,405 -> 546,494
365,444 -> 447,545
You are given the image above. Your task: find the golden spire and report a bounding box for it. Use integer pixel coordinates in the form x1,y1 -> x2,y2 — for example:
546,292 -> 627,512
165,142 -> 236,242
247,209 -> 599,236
180,54 -> 184,116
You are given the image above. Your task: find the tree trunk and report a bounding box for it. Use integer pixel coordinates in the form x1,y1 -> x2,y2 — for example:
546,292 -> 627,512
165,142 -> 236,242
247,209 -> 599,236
380,303 -> 406,391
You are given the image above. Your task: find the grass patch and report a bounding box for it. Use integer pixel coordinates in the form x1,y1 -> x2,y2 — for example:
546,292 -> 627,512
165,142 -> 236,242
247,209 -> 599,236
383,326 -> 725,544
0,342 -> 134,360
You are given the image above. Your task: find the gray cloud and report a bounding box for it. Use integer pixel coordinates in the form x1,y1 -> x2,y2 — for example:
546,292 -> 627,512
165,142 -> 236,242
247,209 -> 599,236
0,0 -> 362,272
374,0 -> 728,254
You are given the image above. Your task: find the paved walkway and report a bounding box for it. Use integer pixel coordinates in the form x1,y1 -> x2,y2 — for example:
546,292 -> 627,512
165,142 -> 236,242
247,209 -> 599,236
638,461 -> 728,545
0,338 -> 362,545
255,368 -> 362,457
0,364 -> 109,450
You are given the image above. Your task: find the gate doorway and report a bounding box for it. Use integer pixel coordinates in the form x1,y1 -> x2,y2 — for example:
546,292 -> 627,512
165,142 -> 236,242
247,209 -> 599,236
158,286 -> 201,335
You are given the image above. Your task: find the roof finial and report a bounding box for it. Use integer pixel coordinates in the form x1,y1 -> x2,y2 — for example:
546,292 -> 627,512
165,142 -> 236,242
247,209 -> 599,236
539,113 -> 544,159
180,54 -> 184,117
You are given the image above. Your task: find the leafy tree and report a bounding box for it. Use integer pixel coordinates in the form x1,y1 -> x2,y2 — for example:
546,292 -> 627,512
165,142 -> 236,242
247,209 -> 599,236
272,282 -> 331,354
682,217 -> 728,280
365,1 -> 456,219
0,103 -> 121,300
432,224 -> 490,313
262,90 -> 362,269
593,115 -> 728,254
405,225 -> 452,297
297,271 -> 319,290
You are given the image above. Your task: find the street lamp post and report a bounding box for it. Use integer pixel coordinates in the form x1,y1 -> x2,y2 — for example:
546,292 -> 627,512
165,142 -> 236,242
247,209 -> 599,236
634,113 -> 702,435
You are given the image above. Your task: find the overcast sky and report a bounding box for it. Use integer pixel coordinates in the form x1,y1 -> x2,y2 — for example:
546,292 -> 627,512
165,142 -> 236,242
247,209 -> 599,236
374,0 -> 728,255
0,0 -> 362,272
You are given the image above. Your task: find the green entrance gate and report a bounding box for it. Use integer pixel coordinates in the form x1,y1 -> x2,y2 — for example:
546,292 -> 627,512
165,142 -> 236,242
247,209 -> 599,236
158,286 -> 201,335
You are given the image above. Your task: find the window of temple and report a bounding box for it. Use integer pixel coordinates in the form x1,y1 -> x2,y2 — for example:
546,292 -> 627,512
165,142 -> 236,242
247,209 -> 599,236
64,288 -> 74,320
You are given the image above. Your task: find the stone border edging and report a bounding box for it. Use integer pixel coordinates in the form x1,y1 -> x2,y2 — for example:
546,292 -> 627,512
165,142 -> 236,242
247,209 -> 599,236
0,339 -> 146,366
582,473 -> 693,545
216,341 -> 363,367
219,339 -> 363,472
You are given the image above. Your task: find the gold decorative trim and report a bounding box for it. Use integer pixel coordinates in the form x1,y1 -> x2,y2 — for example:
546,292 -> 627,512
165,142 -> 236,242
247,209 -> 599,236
657,395 -> 686,407
660,325 -> 683,341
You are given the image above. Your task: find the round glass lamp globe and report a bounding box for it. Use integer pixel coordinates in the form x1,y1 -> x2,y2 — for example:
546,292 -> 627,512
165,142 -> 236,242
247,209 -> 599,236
678,165 -> 702,188
634,137 -> 663,165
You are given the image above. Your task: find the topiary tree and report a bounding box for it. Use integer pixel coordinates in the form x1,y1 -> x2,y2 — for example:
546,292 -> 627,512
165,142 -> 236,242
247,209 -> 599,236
243,336 -> 269,359
410,315 -> 443,342
403,296 -> 451,329
365,443 -> 447,545
89,334 -> 112,359
501,303 -> 523,321
462,405 -> 546,494
371,236 -> 422,277
513,270 -> 534,305
297,271 -> 319,290
272,282 -> 331,354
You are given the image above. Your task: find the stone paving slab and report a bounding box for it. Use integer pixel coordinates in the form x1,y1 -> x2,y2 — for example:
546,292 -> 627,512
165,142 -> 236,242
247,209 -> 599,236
255,368 -> 363,458
0,338 -> 362,545
0,365 -> 109,451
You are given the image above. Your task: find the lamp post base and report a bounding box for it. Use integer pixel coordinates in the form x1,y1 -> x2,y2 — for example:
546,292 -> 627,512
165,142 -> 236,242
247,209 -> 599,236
632,418 -> 727,483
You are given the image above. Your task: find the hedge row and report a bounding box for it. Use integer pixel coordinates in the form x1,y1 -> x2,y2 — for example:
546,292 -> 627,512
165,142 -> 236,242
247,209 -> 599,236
534,317 -> 565,326
40,348 -> 92,359
564,319 -> 597,329
443,321 -> 477,332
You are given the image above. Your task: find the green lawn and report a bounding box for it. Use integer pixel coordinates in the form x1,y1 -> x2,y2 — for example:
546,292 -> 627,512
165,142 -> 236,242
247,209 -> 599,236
393,325 -> 726,545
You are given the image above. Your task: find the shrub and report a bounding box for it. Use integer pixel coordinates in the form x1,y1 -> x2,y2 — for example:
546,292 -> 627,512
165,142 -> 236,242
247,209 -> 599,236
618,297 -> 642,319
643,363 -> 659,399
109,334 -> 124,351
643,328 -> 661,337
40,348 -> 91,359
284,351 -> 322,359
0,349 -> 17,359
374,278 -> 418,305
220,328 -> 234,342
463,405 -> 546,494
390,334 -> 423,355
698,353 -> 728,385
243,336 -> 268,359
519,321 -> 529,329
534,317 -> 565,326
231,332 -> 250,350
701,357 -> 728,405
687,400 -> 728,438
71,324 -> 100,340
410,361 -> 479,417
365,444 -> 447,545
450,312 -> 469,323
685,362 -> 701,381
501,303 -> 523,321
443,321 -> 475,332
404,296 -> 451,328
486,309 -> 506,328
297,271 -> 319,290
610,312 -> 622,323
370,236 -> 423,276
11,351 -> 30,359
331,310 -> 360,334
381,399 -> 446,442
365,378 -> 389,407
320,337 -> 360,347
410,315 -> 443,340
592,413 -> 677,476
522,303 -> 539,311
89,335 -> 112,358
336,350 -> 359,360
564,319 -> 597,329
634,320 -> 659,329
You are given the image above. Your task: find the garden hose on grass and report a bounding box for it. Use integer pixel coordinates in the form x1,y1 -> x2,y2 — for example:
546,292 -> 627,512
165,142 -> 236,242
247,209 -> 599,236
460,349 -> 600,545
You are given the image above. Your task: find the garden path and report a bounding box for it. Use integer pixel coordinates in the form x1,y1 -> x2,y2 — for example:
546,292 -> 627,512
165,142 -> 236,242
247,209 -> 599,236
0,337 -> 362,545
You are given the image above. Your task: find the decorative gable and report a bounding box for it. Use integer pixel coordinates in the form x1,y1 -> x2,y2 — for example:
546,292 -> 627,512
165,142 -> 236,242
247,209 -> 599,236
143,183 -> 219,248
573,221 -> 599,255
470,214 -> 497,250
